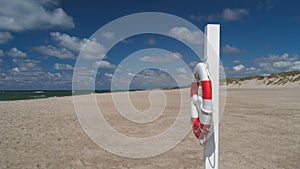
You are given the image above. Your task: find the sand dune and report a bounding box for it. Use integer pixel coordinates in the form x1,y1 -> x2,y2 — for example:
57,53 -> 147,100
226,71 -> 300,88
0,86 -> 299,168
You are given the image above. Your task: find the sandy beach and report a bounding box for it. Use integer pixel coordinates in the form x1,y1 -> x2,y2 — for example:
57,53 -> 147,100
0,86 -> 299,169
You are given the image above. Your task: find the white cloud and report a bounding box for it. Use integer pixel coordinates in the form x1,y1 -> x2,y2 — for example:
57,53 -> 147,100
290,65 -> 300,71
105,73 -> 113,78
190,8 -> 249,22
176,67 -> 189,74
95,60 -> 116,69
11,67 -> 20,73
144,38 -> 156,45
272,61 -> 293,68
222,45 -> 245,54
254,53 -> 299,73
50,32 -> 81,52
0,31 -> 13,44
80,38 -> 106,60
54,63 -> 73,70
220,53 -> 300,76
227,64 -> 260,76
222,8 -> 249,21
293,61 -> 300,65
50,32 -> 106,60
188,61 -> 198,68
125,69 -> 186,89
101,32 -> 115,40
233,64 -> 245,71
13,58 -> 42,72
38,0 -> 59,6
0,0 -> 74,32
128,72 -> 135,77
258,62 -> 272,70
0,56 -> 75,89
246,67 -> 256,71
289,61 -> 300,71
47,72 -> 62,78
233,60 -> 241,64
6,47 -> 27,58
140,52 -> 183,63
169,27 -> 202,45
255,53 -> 298,63
35,45 -> 75,59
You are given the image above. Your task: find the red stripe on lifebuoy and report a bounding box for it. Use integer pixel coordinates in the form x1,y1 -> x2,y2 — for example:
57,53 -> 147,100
190,82 -> 199,97
191,117 -> 200,138
192,118 -> 211,139
201,80 -> 212,100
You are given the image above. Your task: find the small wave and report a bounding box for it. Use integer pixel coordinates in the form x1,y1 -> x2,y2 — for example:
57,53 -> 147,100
32,95 -> 45,98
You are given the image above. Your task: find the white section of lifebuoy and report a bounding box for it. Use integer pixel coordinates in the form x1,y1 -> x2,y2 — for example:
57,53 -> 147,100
193,62 -> 210,81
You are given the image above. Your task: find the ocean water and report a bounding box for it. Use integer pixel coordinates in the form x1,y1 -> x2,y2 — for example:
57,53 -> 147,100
0,90 -> 114,101
0,90 -> 73,101
0,88 -> 179,101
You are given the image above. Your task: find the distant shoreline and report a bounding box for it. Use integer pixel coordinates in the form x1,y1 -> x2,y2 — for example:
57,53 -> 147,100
1,71 -> 299,101
0,87 -> 182,101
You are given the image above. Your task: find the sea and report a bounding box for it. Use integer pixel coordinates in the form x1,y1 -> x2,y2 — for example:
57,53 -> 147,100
0,87 -> 182,101
0,90 -> 111,101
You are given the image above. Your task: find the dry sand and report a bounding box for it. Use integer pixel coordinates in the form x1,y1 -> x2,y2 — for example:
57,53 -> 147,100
0,86 -> 299,169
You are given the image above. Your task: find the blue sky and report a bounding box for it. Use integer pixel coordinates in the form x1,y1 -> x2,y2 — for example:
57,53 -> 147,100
0,0 -> 300,90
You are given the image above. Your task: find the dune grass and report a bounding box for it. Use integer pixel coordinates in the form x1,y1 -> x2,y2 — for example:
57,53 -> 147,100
226,70 -> 300,85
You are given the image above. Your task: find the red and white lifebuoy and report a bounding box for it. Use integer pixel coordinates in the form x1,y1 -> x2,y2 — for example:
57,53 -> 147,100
190,62 -> 213,142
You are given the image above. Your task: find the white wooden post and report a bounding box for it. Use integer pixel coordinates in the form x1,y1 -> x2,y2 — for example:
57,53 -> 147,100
204,24 -> 220,169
